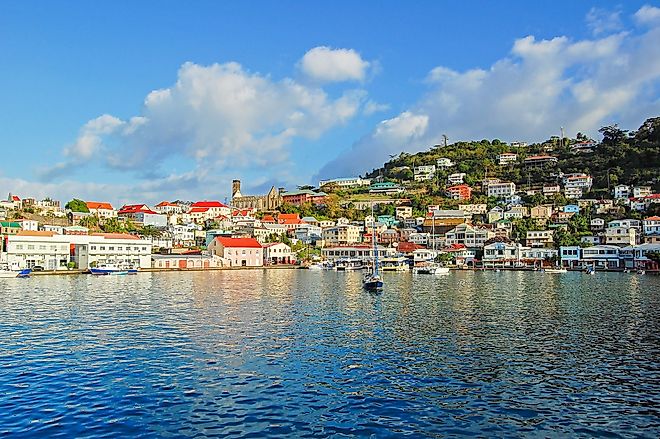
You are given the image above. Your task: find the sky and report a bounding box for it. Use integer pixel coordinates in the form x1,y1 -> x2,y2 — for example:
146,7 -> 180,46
1,1 -> 659,206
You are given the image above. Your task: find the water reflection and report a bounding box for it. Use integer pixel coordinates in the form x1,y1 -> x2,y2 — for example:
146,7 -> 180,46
0,270 -> 658,437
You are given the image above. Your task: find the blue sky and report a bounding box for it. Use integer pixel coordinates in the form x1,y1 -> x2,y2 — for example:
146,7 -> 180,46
1,1 -> 659,206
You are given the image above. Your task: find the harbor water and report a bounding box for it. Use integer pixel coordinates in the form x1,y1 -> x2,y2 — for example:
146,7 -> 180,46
1,270 -> 658,437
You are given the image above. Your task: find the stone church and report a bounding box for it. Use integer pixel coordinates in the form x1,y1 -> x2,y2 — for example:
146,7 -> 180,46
231,180 -> 282,211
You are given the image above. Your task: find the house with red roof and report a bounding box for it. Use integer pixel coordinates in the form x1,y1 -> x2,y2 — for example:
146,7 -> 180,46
118,204 -> 167,227
154,201 -> 184,215
189,201 -> 230,219
446,184 -> 472,200
86,201 -> 117,219
208,237 -> 263,267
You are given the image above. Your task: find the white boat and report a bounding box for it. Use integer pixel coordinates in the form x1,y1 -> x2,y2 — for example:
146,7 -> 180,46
308,261 -> 333,270
335,258 -> 364,271
544,267 -> 568,273
413,264 -> 450,275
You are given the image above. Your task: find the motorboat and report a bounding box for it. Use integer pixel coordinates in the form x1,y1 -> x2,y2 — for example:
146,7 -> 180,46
90,262 -> 138,275
413,264 -> 450,275
544,267 -> 568,273
0,264 -> 31,278
380,256 -> 409,272
335,258 -> 364,271
308,261 -> 333,270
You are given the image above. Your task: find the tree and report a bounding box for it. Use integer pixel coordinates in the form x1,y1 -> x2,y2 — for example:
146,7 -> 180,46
65,199 -> 89,213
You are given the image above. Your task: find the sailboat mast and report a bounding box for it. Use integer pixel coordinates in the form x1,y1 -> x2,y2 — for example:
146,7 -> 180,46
372,203 -> 378,276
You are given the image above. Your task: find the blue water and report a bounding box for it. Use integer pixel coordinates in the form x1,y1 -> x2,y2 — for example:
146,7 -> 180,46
0,270 -> 658,438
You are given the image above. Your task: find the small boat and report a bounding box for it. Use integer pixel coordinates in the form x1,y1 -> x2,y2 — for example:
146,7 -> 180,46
335,258 -> 364,271
90,263 -> 138,276
363,203 -> 383,293
585,266 -> 595,275
413,264 -> 450,275
544,267 -> 568,273
308,261 -> 333,270
0,266 -> 31,278
637,269 -> 646,275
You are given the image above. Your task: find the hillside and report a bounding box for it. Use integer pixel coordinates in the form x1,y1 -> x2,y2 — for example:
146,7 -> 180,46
364,117 -> 660,196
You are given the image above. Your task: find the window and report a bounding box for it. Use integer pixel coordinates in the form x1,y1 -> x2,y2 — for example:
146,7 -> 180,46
16,245 -> 23,250
100,246 -> 105,250
108,247 -> 114,251
91,246 -> 97,250
28,245 -> 34,250
117,247 -> 122,251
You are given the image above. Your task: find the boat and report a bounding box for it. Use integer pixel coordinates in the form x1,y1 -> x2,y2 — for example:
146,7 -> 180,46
412,210 -> 449,275
585,265 -> 596,275
363,203 -> 383,292
308,261 -> 333,270
89,262 -> 138,275
380,256 -> 409,272
0,264 -> 31,278
637,269 -> 646,275
544,267 -> 568,273
413,264 -> 450,275
334,258 -> 364,271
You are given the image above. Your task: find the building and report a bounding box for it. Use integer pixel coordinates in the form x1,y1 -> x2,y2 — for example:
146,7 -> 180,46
562,173 -> 593,191
17,219 -> 38,231
295,224 -> 323,244
322,224 -> 361,246
446,184 -> 472,200
413,165 -> 436,182
369,182 -> 404,194
72,233 -> 153,269
263,242 -> 295,265
459,204 -> 487,215
154,201 -> 184,215
643,216 -> 660,236
482,242 -> 530,268
395,205 -> 413,219
447,173 -> 466,185
613,185 -> 631,200
5,231 -> 70,270
504,206 -> 528,220
85,201 -> 116,219
526,230 -> 554,248
151,253 -> 223,269
524,155 -> 558,167
436,158 -> 454,168
281,190 -> 327,206
321,245 -> 394,262
633,186 -> 652,198
0,220 -> 21,236
543,185 -> 561,196
118,204 -> 167,227
190,201 -> 231,218
231,180 -> 282,211
445,224 -> 493,249
487,182 -> 516,198
487,206 -> 504,223
590,218 -> 605,231
604,226 -> 637,246
208,237 -> 263,267
531,205 -> 553,221
422,210 -> 469,236
497,153 -> 518,165
560,245 -> 621,269
563,204 -> 580,214
318,177 -> 371,188
570,141 -> 597,153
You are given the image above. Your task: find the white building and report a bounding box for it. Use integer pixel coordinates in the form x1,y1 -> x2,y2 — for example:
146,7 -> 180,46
447,173 -> 466,185
487,182 -> 516,198
562,173 -> 593,191
321,245 -> 394,261
643,216 -> 660,236
154,201 -> 185,215
436,158 -> 454,168
526,230 -> 554,248
564,187 -> 583,199
85,201 -> 117,219
613,185 -> 631,200
414,165 -> 436,182
458,204 -> 487,215
604,226 -> 637,246
318,177 -> 371,188
543,185 -> 561,196
497,153 -> 518,165
445,224 -> 493,248
633,186 -> 652,198
263,242 -> 295,265
322,224 -> 361,246
5,231 -> 71,270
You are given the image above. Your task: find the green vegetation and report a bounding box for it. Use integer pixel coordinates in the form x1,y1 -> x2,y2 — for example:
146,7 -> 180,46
65,199 -> 89,213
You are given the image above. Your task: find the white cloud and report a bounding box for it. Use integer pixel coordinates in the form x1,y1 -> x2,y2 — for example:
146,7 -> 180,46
634,4 -> 660,25
363,100 -> 390,115
586,7 -> 623,35
42,58 -> 368,183
317,11 -> 660,180
299,46 -> 371,82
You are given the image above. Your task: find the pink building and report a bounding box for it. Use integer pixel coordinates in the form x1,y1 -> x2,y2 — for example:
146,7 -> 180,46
208,237 -> 263,267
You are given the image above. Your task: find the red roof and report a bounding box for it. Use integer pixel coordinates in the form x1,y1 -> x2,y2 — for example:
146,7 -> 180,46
119,204 -> 154,214
86,201 -> 114,210
156,201 -> 177,207
215,237 -> 262,248
189,207 -> 210,213
262,215 -> 276,223
91,233 -> 140,240
525,155 -> 557,160
397,242 -> 424,253
646,216 -> 660,221
191,201 -> 227,208
232,209 -> 251,217
11,195 -> 21,201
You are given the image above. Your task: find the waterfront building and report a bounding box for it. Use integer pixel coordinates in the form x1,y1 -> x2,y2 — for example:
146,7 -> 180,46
482,242 -> 530,268
560,245 -> 621,269
604,226 -> 638,246
72,233 -> 153,269
263,242 -> 295,265
5,231 -> 70,270
321,245 -> 394,261
487,182 -> 516,198
295,224 -> 322,244
208,237 -> 263,267
151,253 -> 223,269
497,153 -> 518,165
318,177 -> 371,188
86,201 -> 117,219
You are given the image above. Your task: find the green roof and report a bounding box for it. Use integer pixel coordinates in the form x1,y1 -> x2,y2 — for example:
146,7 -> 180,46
0,221 -> 21,228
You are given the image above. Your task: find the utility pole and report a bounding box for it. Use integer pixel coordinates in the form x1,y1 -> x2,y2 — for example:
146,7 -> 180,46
560,127 -> 565,148
443,134 -> 448,148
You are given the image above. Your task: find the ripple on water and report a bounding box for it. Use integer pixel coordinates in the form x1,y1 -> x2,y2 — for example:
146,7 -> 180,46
0,270 -> 658,438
